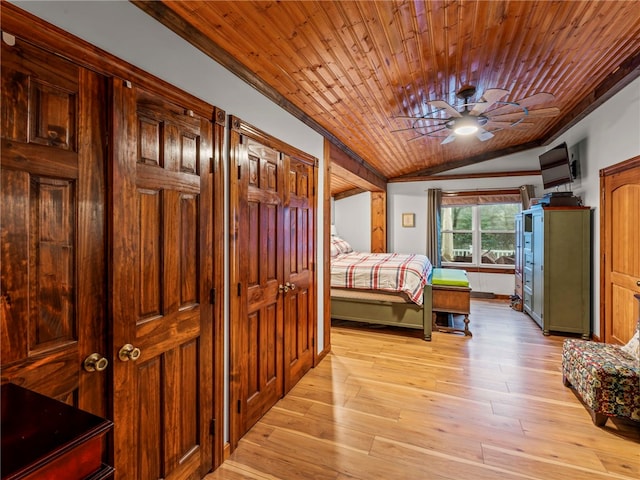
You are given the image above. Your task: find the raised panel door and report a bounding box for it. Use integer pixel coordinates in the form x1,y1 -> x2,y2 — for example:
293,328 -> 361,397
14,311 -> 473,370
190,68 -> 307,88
0,36 -> 107,416
110,81 -> 214,479
231,134 -> 285,440
601,158 -> 640,344
283,154 -> 315,393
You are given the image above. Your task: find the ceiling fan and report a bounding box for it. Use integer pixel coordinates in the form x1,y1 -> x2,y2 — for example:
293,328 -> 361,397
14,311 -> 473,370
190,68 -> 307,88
392,85 -> 560,144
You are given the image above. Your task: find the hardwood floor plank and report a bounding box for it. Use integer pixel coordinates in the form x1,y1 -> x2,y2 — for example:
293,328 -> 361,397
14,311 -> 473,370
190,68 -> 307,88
369,436 -> 540,480
205,299 -> 639,480
481,444 -> 636,480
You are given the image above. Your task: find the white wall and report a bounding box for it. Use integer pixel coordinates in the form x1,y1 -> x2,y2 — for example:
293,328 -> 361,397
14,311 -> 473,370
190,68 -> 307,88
336,77 -> 640,332
333,192 -> 371,252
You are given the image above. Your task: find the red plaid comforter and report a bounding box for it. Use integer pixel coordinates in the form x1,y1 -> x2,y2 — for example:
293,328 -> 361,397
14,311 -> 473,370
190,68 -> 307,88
330,251 -> 432,305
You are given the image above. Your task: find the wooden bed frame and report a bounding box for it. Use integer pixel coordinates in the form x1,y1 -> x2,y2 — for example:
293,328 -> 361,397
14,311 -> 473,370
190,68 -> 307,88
330,284 -> 433,341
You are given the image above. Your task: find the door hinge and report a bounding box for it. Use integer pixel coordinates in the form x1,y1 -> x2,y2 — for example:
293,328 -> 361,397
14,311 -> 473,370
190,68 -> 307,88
237,165 -> 241,179
237,400 -> 241,413
209,419 -> 216,435
210,288 -> 216,304
237,283 -> 241,296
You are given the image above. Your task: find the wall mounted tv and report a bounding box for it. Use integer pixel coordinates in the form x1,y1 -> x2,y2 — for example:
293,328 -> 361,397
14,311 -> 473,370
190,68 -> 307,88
539,142 -> 573,190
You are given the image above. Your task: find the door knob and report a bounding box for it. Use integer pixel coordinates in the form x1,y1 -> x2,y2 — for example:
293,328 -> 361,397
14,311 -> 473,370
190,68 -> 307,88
278,284 -> 289,293
118,343 -> 141,362
83,353 -> 109,372
286,282 -> 296,291
637,280 -> 640,287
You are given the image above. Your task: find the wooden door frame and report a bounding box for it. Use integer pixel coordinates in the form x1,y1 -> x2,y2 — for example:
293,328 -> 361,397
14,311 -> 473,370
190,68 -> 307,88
2,4 -> 226,471
599,154 -> 640,342
228,116 -> 318,449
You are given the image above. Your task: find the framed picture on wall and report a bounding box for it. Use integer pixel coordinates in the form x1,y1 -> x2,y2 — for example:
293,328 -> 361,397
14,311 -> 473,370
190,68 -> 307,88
402,213 -> 415,228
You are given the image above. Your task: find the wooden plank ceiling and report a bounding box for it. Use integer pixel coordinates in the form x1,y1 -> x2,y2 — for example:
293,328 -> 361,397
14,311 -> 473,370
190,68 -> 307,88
134,1 -> 640,196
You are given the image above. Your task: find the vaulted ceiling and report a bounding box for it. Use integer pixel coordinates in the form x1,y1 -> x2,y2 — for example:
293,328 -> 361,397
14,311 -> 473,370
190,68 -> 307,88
134,1 -> 640,195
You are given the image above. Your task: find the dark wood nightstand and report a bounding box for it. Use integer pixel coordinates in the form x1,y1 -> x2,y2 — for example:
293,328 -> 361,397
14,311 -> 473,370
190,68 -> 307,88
1,383 -> 113,480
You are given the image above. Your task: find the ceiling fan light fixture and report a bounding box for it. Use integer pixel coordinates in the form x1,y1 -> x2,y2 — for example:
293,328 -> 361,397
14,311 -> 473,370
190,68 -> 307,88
452,116 -> 479,135
454,124 -> 478,135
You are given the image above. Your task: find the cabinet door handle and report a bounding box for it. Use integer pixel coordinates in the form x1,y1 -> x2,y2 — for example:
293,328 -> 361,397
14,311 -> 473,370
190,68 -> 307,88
118,344 -> 141,362
84,353 -> 109,372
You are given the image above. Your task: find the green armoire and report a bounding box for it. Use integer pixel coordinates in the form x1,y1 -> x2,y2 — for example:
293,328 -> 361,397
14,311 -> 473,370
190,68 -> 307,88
521,206 -> 591,338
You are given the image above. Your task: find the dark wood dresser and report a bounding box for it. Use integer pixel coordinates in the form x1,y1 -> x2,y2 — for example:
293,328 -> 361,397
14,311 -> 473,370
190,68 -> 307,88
1,383 -> 113,480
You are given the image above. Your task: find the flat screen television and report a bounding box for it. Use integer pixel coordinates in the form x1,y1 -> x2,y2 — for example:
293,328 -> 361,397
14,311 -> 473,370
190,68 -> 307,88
539,142 -> 573,189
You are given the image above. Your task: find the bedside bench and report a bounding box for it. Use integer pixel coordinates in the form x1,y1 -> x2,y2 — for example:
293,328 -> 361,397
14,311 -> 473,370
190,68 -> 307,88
431,268 -> 472,337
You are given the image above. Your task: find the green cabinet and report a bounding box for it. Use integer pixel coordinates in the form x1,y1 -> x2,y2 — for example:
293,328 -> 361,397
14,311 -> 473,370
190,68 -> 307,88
521,206 -> 591,338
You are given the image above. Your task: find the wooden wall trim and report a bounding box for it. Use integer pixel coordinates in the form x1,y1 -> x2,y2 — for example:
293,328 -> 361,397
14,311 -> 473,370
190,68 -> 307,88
321,138 -> 332,359
229,115 -> 317,166
390,170 -> 541,183
599,155 -> 640,177
1,2 -> 215,119
546,48 -> 640,145
211,106 -> 226,468
371,191 -> 387,253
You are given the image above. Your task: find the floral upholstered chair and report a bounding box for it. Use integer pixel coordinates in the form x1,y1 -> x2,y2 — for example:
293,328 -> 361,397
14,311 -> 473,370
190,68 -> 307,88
561,321 -> 640,426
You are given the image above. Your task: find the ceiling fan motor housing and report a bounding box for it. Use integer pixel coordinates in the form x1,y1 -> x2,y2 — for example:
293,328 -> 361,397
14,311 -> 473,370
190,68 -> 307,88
456,85 -> 477,100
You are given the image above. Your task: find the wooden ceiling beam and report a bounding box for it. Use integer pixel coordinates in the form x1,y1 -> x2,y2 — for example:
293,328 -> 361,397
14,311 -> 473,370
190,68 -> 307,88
397,141 -> 543,177
329,143 -> 387,192
390,169 -> 542,183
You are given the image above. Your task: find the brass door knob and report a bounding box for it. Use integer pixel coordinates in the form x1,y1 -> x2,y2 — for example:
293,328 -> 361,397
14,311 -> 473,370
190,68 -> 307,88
118,343 -> 141,362
286,282 -> 296,291
278,284 -> 289,293
83,353 -> 109,372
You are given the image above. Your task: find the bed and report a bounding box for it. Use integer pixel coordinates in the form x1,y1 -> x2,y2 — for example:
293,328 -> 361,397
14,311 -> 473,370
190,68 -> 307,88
329,236 -> 433,341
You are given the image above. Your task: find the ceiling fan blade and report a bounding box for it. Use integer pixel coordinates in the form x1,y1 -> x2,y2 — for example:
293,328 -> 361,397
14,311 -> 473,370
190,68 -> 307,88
393,114 -> 448,121
427,100 -> 461,118
470,88 -> 509,115
408,125 -> 450,142
407,132 -> 428,142
485,120 -> 535,129
487,92 -> 556,116
476,128 -> 494,142
390,126 -> 422,133
391,121 -> 448,133
489,107 -> 560,123
441,133 -> 457,144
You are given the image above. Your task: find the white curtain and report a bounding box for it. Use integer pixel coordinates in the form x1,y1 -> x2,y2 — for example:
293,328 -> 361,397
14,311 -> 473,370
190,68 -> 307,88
425,188 -> 442,268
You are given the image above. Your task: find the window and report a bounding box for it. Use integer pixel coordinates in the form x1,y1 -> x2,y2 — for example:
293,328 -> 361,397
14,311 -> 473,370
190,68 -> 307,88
441,202 -> 520,268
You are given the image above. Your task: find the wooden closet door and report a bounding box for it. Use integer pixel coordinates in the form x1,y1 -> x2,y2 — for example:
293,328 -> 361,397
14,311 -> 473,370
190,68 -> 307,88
601,156 -> 640,344
229,117 -> 318,447
283,154 -> 316,393
231,133 -> 285,442
110,80 -> 214,479
0,36 -> 107,416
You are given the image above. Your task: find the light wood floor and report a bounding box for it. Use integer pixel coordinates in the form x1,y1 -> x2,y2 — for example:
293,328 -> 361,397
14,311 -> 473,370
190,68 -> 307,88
206,299 -> 639,480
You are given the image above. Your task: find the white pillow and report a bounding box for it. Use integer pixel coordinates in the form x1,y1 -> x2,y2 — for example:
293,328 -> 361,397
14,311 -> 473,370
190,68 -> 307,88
330,236 -> 353,257
621,330 -> 640,360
